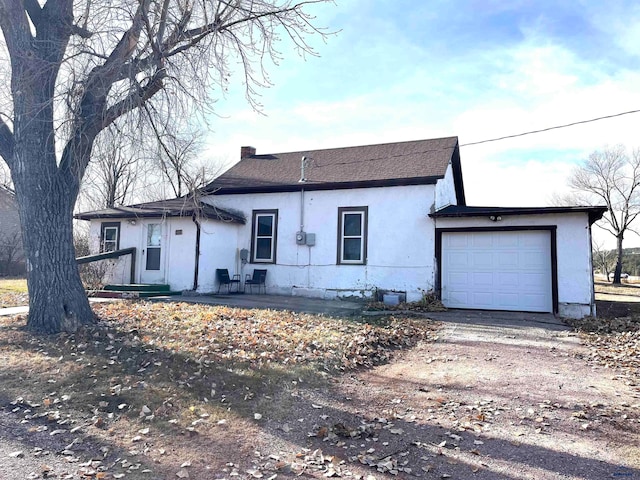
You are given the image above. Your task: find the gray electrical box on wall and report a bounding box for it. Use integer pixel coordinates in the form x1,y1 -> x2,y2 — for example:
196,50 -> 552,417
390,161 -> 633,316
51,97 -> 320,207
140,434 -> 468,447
296,231 -> 306,245
305,233 -> 316,246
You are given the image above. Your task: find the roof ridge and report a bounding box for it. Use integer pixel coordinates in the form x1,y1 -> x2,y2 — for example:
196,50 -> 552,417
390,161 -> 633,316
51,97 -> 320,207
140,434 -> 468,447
252,136 -> 459,157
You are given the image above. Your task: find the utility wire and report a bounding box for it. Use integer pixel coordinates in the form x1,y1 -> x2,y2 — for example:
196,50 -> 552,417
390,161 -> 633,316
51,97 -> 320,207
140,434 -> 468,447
310,107 -> 640,169
460,108 -> 640,147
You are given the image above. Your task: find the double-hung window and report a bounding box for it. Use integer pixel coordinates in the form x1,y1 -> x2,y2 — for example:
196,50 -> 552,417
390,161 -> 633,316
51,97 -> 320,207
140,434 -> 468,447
337,206 -> 368,265
251,210 -> 278,263
100,222 -> 120,253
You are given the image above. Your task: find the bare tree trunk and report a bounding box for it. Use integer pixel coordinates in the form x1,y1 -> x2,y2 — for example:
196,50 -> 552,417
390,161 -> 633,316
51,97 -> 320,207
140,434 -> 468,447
603,261 -> 611,280
13,154 -> 94,333
0,0 -> 330,334
613,234 -> 624,285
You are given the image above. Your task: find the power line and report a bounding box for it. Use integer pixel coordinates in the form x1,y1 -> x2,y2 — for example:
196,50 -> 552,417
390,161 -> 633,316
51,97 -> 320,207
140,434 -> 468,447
460,108 -> 640,147
310,107 -> 640,169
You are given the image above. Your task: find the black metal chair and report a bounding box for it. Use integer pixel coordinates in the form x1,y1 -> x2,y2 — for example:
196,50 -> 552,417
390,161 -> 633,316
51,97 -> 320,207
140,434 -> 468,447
245,269 -> 267,294
216,269 -> 241,293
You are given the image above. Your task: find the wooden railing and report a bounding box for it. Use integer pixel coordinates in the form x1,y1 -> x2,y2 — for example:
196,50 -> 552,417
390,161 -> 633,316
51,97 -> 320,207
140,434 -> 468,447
76,247 -> 136,284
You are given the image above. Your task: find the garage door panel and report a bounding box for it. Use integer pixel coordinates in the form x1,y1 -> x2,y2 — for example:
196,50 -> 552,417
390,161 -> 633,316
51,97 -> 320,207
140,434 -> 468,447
472,292 -> 494,306
448,290 -> 469,304
472,272 -> 493,287
471,235 -> 493,248
473,252 -> 493,268
522,293 -> 548,309
521,234 -> 548,248
521,251 -> 548,268
496,292 -> 519,308
442,231 -> 552,313
497,252 -> 518,268
448,272 -> 468,286
521,272 -> 547,287
496,235 -> 519,248
497,272 -> 519,286
448,235 -> 469,248
448,252 -> 469,267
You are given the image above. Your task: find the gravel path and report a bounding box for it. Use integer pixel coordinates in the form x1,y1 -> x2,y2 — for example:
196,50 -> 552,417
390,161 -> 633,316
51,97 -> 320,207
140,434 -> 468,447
258,310 -> 640,479
341,311 -> 640,478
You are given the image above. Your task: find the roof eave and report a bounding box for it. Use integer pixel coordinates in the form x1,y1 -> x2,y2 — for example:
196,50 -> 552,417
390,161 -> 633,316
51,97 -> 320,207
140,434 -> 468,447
208,176 -> 443,195
74,208 -> 245,224
430,205 -> 608,225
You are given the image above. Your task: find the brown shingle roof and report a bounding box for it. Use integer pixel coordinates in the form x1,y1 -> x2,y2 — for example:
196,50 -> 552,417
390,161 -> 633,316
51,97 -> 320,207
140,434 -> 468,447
203,137 -> 461,194
75,198 -> 246,224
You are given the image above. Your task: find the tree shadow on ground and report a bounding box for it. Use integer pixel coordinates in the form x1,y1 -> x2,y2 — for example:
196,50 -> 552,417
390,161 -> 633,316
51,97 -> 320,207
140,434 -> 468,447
0,309 -> 637,479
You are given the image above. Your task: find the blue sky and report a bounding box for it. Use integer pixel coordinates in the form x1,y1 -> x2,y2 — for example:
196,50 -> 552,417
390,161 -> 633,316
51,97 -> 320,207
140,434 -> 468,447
200,0 -> 640,247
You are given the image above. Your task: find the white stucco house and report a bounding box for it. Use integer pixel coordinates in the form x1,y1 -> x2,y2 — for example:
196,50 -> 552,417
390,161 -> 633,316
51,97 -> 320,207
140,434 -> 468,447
75,137 -> 606,318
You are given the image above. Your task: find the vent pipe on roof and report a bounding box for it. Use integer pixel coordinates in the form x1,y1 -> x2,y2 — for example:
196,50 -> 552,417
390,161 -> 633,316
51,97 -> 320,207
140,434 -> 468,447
299,156 -> 307,183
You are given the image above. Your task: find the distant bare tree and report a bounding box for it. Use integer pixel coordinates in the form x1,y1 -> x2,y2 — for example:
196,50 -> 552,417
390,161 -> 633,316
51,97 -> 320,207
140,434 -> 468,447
156,131 -> 205,198
567,145 -> 640,284
82,125 -> 143,209
591,239 -> 615,279
0,230 -> 23,275
0,162 -> 12,192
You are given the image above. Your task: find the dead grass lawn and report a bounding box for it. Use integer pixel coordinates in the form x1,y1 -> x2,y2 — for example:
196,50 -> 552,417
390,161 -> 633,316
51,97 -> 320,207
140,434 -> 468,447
0,301 -> 439,479
595,280 -> 640,297
0,277 -> 27,307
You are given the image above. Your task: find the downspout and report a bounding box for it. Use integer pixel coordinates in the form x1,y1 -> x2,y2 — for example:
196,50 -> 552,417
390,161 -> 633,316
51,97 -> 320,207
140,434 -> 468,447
299,156 -> 308,286
299,156 -> 307,233
192,215 -> 201,291
300,188 -> 305,232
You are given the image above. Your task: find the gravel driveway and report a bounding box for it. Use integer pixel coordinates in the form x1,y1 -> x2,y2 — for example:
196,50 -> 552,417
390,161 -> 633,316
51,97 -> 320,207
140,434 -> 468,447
266,310 -> 640,479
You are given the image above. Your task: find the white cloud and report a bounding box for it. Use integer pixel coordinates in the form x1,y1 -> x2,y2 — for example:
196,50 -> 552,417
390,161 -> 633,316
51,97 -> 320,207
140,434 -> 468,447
198,3 -> 640,248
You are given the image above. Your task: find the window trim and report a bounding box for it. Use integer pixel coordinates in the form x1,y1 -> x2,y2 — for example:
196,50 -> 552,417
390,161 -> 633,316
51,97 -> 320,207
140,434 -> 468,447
100,221 -> 121,253
337,206 -> 368,265
251,209 -> 278,264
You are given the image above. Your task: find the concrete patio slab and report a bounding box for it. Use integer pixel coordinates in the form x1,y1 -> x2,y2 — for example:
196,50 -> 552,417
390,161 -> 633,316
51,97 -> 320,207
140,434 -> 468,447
162,293 -> 365,317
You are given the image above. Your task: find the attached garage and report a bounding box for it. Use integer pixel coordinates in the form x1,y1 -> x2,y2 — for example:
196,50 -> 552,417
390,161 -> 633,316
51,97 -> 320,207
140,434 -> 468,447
432,205 -> 607,318
440,229 -> 554,313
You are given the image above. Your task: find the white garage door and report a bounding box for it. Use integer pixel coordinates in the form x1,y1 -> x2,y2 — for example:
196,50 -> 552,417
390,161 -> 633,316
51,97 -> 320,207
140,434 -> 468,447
441,230 -> 553,313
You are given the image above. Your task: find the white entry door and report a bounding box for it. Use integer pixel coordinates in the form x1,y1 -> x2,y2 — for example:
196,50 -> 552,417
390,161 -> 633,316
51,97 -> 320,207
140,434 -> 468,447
140,221 -> 166,284
441,230 -> 553,313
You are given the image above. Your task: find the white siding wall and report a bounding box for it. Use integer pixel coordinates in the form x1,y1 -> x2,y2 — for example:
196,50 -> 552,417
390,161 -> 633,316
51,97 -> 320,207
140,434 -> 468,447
435,213 -> 595,318
88,219 -> 140,285
206,183 -> 439,301
197,219 -> 240,292
435,163 -> 458,209
89,216 -> 242,292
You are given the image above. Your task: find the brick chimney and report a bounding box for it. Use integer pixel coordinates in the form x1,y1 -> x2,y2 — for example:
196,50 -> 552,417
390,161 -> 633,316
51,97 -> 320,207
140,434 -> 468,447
240,146 -> 256,158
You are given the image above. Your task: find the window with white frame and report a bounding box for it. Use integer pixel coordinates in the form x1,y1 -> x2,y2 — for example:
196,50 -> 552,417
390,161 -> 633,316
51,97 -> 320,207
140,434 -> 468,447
337,206 -> 368,265
251,210 -> 278,263
100,222 -> 120,253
